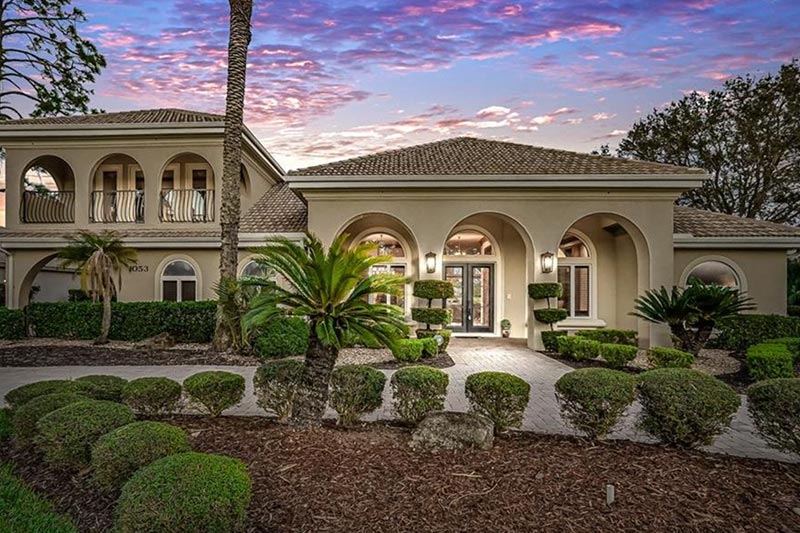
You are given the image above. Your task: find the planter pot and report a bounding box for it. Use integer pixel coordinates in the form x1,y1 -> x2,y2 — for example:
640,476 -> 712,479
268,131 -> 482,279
501,330 -> 510,338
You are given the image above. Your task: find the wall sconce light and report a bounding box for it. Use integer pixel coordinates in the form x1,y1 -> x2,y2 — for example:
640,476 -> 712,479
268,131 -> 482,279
540,251 -> 555,274
425,251 -> 437,274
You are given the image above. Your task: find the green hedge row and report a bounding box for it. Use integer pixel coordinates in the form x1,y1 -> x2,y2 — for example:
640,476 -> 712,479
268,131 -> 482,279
714,314 -> 800,352
26,301 -> 216,343
0,308 -> 26,340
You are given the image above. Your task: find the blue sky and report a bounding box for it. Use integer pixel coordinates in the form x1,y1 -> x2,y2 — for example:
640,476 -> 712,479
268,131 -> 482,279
16,0 -> 800,169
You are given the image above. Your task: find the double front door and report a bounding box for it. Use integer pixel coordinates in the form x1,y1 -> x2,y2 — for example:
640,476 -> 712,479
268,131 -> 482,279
444,263 -> 494,333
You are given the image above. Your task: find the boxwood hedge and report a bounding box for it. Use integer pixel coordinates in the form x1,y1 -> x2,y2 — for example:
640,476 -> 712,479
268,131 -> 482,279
0,308 -> 25,340
713,314 -> 800,352
12,393 -> 88,444
746,378 -> 800,455
391,366 -> 449,425
183,371 -> 245,416
465,371 -> 530,432
26,301 -> 216,342
5,380 -> 85,410
329,365 -> 386,425
576,329 -> 637,346
746,343 -> 795,381
0,464 -> 78,533
252,317 -> 310,359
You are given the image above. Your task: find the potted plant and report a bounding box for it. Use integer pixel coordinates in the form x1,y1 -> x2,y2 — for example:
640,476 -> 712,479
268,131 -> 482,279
500,319 -> 511,338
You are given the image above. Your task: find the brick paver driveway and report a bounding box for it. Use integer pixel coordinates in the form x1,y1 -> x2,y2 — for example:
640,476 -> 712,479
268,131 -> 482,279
0,338 -> 794,462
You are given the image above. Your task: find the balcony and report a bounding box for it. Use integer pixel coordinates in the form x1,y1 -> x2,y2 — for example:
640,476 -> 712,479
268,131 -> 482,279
90,190 -> 145,223
21,190 -> 75,223
160,189 -> 215,223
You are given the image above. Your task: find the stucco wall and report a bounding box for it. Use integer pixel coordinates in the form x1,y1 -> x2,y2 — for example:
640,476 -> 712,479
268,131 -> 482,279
674,248 -> 788,314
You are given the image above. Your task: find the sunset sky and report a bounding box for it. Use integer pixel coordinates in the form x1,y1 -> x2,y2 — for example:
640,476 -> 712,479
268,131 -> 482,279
4,0 -> 800,174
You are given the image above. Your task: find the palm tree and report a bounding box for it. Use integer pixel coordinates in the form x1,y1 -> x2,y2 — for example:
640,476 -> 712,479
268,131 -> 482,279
632,280 -> 754,354
59,230 -> 137,344
243,234 -> 407,425
214,0 -> 253,351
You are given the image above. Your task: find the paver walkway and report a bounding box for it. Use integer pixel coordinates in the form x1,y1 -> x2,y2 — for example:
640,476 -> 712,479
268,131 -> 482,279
0,338 -> 794,463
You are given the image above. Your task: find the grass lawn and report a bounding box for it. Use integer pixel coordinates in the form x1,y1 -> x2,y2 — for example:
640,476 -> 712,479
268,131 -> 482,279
2,415 -> 799,532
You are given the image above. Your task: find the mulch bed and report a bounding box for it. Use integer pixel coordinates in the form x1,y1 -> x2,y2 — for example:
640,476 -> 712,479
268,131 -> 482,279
3,416 -> 799,532
0,342 -> 258,367
369,352 -> 455,370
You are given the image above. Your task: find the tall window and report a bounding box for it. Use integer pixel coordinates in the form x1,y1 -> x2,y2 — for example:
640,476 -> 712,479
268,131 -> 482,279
445,230 -> 493,256
557,234 -> 591,318
161,260 -> 197,302
686,260 -> 740,289
361,233 -> 406,309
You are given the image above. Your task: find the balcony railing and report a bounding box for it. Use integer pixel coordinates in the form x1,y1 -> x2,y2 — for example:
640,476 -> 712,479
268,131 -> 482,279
159,189 -> 215,223
21,190 -> 75,223
90,190 -> 145,223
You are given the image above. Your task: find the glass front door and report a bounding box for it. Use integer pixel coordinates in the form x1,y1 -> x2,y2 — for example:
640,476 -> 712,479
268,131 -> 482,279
444,263 -> 494,333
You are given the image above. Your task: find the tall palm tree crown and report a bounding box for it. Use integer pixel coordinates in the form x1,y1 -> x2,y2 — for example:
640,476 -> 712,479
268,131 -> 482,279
244,233 -> 407,423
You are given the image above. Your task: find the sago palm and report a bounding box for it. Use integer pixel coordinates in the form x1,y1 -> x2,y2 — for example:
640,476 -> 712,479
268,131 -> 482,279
59,230 -> 137,344
243,233 -> 407,424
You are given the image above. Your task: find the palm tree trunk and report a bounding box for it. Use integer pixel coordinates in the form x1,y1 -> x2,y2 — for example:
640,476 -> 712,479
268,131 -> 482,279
97,285 -> 111,345
292,334 -> 339,425
213,0 -> 253,352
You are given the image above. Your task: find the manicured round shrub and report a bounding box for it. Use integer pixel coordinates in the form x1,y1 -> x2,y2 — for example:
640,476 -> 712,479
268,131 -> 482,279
577,329 -> 637,346
391,339 -> 424,362
75,375 -> 128,402
647,346 -> 694,369
183,371 -> 245,416
746,378 -> 800,455
420,337 -> 439,358
600,343 -> 638,369
573,338 -> 601,361
637,368 -> 740,448
390,366 -> 449,424
541,330 -> 566,352
746,343 -> 795,380
253,360 -> 305,421
416,328 -> 452,351
12,393 -> 87,444
4,380 -> 83,410
92,421 -> 191,491
413,280 -> 455,302
527,282 -> 562,300
329,365 -> 386,425
36,400 -> 135,468
122,377 -> 182,415
533,308 -> 568,326
252,316 -> 310,359
555,369 -> 637,439
465,371 -> 530,432
115,452 -> 251,533
411,308 -> 452,327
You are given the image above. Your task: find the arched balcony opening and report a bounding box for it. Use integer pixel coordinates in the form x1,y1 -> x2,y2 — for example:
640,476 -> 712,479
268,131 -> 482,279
159,153 -> 215,223
20,155 -> 76,223
90,153 -> 145,223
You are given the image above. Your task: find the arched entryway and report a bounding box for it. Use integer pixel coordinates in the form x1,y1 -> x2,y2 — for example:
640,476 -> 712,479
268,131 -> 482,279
17,252 -> 81,307
441,213 -> 534,338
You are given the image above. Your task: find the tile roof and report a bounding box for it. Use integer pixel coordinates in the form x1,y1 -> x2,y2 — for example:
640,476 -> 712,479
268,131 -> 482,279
289,137 -> 706,176
674,207 -> 800,238
1,108 -> 223,126
240,183 -> 307,233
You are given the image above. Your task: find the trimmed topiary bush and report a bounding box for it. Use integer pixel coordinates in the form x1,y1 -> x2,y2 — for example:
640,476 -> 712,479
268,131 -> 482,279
420,337 -> 439,358
713,314 -> 800,352
183,371 -> 245,416
329,365 -> 386,425
746,378 -> 800,455
12,393 -> 87,444
391,366 -> 449,425
36,400 -> 135,468
527,283 -> 562,300
91,421 -> 191,491
746,343 -> 795,380
413,280 -> 455,303
75,375 -> 128,402
253,360 -> 305,421
411,308 -> 452,326
121,377 -> 182,415
0,308 -> 26,340
600,343 -> 638,369
465,371 -> 530,432
555,368 -> 637,439
416,328 -> 452,351
637,368 -> 740,448
115,452 -> 251,533
4,380 -> 84,410
557,335 -> 579,358
576,329 -> 637,346
541,330 -> 566,352
647,346 -> 694,369
0,464 -> 78,533
533,308 -> 568,326
252,317 -> 310,359
391,339 -> 424,362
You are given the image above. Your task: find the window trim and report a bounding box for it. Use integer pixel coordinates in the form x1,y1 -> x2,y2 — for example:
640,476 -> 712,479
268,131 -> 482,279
352,228 -> 412,315
156,255 -> 202,302
444,225 -> 499,260
557,230 -> 598,321
679,255 -> 747,292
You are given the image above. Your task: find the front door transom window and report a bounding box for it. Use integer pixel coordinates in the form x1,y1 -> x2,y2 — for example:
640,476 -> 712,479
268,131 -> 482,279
161,260 -> 197,302
445,230 -> 493,256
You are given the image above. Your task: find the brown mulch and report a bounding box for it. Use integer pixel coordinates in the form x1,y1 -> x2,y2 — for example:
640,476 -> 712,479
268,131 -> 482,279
0,340 -> 258,367
368,352 -> 455,370
3,416 -> 799,533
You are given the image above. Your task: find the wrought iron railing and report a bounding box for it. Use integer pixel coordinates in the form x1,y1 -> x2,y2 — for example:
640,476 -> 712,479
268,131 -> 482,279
90,190 -> 145,223
21,190 -> 75,223
159,189 -> 215,223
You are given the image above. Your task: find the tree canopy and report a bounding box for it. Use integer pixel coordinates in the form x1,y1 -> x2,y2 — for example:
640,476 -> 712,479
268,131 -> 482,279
618,60 -> 800,225
0,0 -> 106,119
